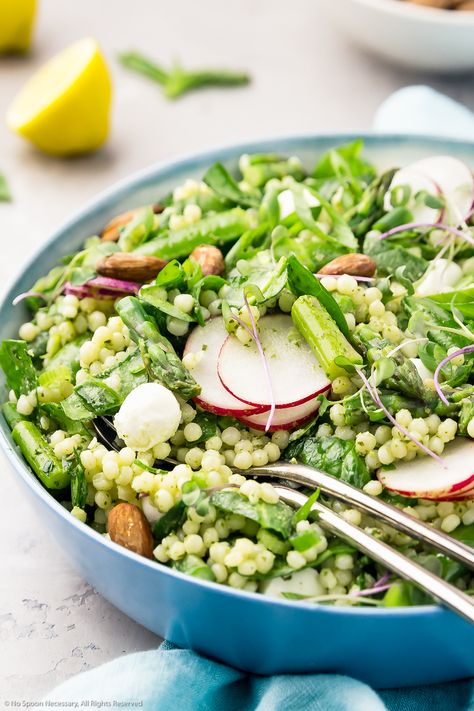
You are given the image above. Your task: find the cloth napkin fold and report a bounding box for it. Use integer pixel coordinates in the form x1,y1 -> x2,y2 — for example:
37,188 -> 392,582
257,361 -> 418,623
44,86 -> 474,711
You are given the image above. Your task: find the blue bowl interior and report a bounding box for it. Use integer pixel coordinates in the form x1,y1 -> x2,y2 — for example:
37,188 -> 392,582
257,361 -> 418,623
2,133 -> 474,687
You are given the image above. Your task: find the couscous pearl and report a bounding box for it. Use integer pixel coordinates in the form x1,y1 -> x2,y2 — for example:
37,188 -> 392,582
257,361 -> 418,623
222,427 -> 241,446
184,423 -> 202,442
19,322 -> 40,342
441,514 -> 461,533
174,294 -> 195,314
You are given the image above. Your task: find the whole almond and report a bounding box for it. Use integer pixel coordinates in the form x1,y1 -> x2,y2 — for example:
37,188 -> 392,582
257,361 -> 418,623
101,204 -> 164,242
318,253 -> 376,278
407,0 -> 456,7
97,253 -> 168,283
456,0 -> 474,8
108,503 -> 154,559
190,245 -> 225,276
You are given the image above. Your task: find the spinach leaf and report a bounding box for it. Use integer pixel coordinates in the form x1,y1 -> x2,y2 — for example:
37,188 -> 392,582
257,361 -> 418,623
75,380 -> 121,415
40,403 -> 91,436
61,392 -> 94,421
450,524 -> 474,548
210,489 -> 295,539
192,412 -> 219,443
203,162 -> 259,208
153,500 -> 187,540
287,255 -> 349,338
68,349 -> 148,417
154,259 -> 187,289
285,435 -> 370,489
364,234 -> 427,282
0,340 -> 38,396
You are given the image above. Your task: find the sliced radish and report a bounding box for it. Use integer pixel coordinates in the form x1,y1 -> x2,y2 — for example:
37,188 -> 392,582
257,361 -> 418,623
377,438 -> 474,501
408,156 -> 474,224
238,396 -> 321,432
184,319 -> 267,416
384,168 -> 441,223
218,314 -> 331,409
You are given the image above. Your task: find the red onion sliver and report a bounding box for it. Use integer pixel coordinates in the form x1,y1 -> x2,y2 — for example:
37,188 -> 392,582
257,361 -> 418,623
379,221 -> 474,248
355,366 -> 445,466
63,277 -> 140,300
434,345 -> 474,406
12,291 -> 46,306
243,294 -> 276,433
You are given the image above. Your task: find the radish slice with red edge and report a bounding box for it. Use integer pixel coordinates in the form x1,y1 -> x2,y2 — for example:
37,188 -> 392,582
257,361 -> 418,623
377,438 -> 474,501
384,168 -> 442,224
184,319 -> 268,417
238,397 -> 321,432
408,156 -> 474,223
218,314 -> 331,410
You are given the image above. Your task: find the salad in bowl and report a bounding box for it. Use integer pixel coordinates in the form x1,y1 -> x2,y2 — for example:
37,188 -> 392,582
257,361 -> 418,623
3,140 -> 474,608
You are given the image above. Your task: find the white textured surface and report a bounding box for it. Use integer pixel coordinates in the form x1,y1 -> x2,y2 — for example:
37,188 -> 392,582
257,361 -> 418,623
1,0 -> 473,702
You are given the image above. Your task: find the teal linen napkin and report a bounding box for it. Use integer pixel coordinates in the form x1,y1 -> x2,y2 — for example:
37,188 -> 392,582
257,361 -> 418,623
43,86 -> 474,710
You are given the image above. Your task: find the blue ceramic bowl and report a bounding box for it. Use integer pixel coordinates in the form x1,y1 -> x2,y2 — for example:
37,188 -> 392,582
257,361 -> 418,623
2,134 -> 474,689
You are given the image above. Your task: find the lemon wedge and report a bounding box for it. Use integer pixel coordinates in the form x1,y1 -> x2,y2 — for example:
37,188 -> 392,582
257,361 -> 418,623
0,0 -> 36,54
6,38 -> 112,156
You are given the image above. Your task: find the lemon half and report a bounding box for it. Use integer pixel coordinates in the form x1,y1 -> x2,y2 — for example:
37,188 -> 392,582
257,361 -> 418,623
0,0 -> 36,54
7,38 -> 112,156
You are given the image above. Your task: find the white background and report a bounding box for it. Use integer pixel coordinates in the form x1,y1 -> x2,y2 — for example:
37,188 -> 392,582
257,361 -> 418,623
1,0 -> 473,701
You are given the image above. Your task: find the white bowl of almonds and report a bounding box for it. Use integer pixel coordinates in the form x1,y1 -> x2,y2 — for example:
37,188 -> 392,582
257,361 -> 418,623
323,0 -> 474,72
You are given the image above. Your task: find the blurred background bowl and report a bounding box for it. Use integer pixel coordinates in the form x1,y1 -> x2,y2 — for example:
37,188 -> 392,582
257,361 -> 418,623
322,0 -> 474,72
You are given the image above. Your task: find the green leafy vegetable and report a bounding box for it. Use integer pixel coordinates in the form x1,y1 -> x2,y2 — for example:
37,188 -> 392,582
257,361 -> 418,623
153,501 -> 186,540
0,340 -> 38,396
203,162 -> 259,208
210,489 -> 295,539
285,435 -> 370,489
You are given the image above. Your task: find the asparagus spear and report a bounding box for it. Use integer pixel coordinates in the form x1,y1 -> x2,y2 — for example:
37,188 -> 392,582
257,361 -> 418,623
12,421 -> 70,489
291,295 -> 362,380
2,402 -> 25,429
116,296 -> 200,398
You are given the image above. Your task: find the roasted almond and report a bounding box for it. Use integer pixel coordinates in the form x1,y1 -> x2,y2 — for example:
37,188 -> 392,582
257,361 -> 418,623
96,252 -> 168,283
108,503 -> 154,559
318,253 -> 376,278
101,204 -> 164,242
190,244 -> 225,276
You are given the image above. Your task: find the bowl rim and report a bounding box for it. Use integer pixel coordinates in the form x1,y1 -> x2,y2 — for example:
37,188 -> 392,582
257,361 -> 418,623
2,130 -> 474,622
344,0 -> 474,25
